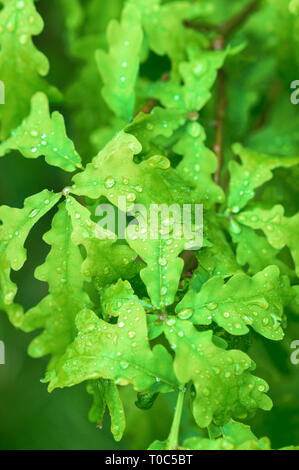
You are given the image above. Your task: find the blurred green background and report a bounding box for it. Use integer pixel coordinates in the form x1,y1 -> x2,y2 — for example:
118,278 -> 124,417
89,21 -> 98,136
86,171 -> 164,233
0,0 -> 299,450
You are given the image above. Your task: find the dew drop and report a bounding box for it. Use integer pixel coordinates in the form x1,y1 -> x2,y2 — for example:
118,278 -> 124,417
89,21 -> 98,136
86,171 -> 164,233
19,34 -> 28,44
127,193 -> 136,202
104,176 -> 115,189
177,309 -> 193,320
207,302 -> 217,310
230,219 -> 242,234
29,209 -> 38,218
7,22 -> 15,32
187,122 -> 201,138
4,291 -> 14,304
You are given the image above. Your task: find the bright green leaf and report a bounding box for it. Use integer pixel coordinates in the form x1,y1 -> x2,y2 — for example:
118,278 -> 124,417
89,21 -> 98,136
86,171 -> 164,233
46,280 -> 178,393
0,92 -> 82,172
164,319 -> 272,427
176,266 -> 286,340
96,3 -> 143,121
228,144 -> 299,213
0,0 -> 60,139
0,189 -> 61,326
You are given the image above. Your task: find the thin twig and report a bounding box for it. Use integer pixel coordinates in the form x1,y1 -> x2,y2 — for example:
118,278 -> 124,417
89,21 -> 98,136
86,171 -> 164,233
183,20 -> 218,32
135,73 -> 170,117
209,0 -> 261,183
184,0 -> 261,39
213,51 -> 227,185
219,0 -> 261,38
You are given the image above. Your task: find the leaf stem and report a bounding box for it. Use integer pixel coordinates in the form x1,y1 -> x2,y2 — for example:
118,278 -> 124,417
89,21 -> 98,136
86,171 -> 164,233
166,389 -> 185,450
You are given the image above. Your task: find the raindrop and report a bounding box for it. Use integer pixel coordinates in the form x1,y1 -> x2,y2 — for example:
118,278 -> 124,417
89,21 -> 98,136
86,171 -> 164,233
231,206 -> 240,214
7,22 -> 15,32
207,302 -> 217,310
177,309 -> 193,320
104,176 -> 115,189
19,34 -> 28,44
158,257 -> 167,266
29,209 -> 38,218
127,193 -> 136,202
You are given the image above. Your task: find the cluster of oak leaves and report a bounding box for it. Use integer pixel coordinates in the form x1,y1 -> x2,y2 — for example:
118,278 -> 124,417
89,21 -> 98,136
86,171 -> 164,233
0,0 -> 299,450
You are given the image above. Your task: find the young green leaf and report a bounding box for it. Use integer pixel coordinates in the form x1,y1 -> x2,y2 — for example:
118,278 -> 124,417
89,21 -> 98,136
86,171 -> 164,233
183,420 -> 271,450
176,266 -> 286,340
131,0 -> 211,63
0,92 -> 82,172
22,203 -> 91,368
228,144 -> 299,213
96,3 -> 143,121
237,205 -> 299,275
126,223 -> 186,309
46,281 -> 178,393
174,123 -> 224,205
164,319 -> 272,428
0,189 -> 61,326
0,0 -> 60,139
65,196 -> 140,289
231,225 -> 294,277
72,130 -> 194,206
87,379 -> 126,442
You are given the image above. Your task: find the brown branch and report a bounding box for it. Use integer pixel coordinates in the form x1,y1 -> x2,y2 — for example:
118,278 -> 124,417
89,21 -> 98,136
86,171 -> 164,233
213,57 -> 227,185
137,98 -> 158,116
184,0 -> 261,39
219,0 -> 261,38
211,0 -> 261,184
135,73 -> 170,117
183,20 -> 218,32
